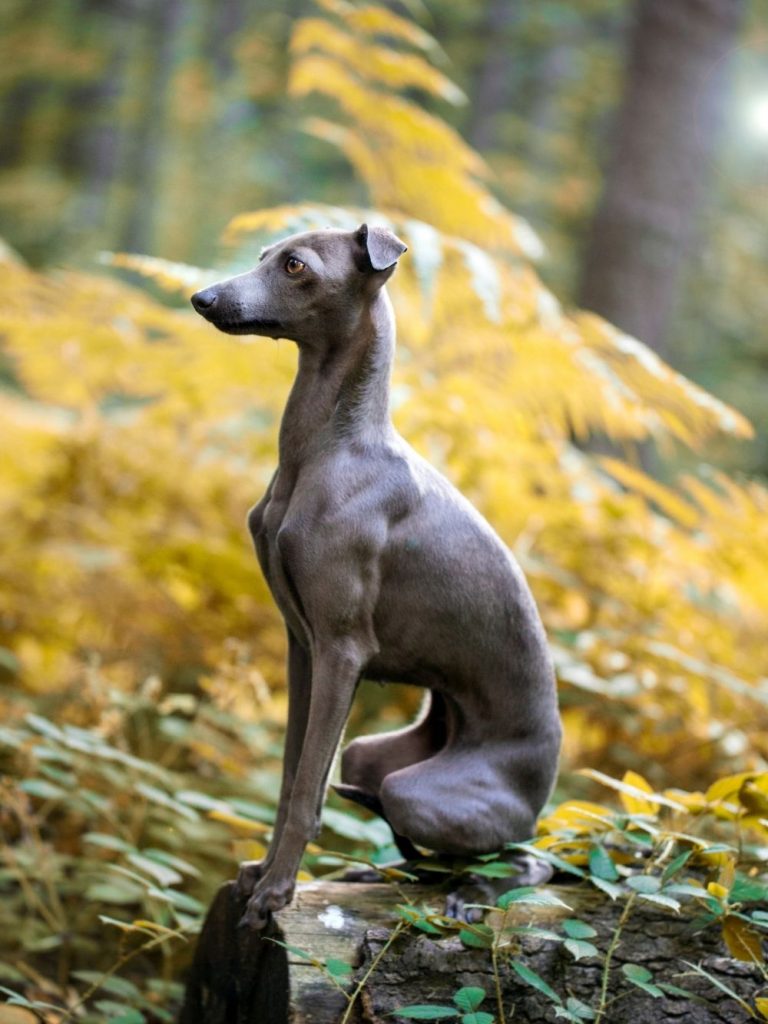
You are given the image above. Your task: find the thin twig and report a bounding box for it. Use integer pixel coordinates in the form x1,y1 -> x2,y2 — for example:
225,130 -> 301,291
594,891 -> 636,1024
60,926 -> 187,1021
340,920 -> 408,1024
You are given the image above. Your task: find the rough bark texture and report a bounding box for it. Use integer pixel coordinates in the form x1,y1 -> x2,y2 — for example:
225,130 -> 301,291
178,879 -> 764,1024
579,0 -> 745,360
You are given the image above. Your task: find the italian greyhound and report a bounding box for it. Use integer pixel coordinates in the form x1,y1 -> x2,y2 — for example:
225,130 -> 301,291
191,224 -> 562,928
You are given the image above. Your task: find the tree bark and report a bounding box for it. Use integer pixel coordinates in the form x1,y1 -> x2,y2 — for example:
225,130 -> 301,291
179,879 -> 763,1024
578,0 -> 745,362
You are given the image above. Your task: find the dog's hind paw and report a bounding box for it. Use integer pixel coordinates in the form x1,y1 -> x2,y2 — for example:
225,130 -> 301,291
444,852 -> 555,924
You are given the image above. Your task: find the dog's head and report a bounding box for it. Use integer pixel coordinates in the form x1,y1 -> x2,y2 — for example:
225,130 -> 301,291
190,224 -> 406,345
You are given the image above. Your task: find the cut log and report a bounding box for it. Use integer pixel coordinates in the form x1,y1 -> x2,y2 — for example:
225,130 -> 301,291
178,879 -> 764,1023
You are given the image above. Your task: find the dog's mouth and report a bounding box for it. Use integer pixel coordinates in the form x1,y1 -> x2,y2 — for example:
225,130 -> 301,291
208,318 -> 285,337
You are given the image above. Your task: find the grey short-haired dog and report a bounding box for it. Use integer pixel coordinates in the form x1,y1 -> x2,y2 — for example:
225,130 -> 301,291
191,224 -> 561,928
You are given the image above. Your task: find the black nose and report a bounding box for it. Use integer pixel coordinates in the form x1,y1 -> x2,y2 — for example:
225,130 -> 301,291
191,288 -> 218,312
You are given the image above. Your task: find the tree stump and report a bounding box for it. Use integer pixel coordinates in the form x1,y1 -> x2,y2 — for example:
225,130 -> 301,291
178,879 -> 764,1023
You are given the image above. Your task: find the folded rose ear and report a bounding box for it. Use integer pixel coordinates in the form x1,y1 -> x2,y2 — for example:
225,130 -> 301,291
355,223 -> 408,271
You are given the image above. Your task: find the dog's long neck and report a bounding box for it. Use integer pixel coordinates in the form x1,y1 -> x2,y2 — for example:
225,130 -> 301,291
278,290 -> 395,472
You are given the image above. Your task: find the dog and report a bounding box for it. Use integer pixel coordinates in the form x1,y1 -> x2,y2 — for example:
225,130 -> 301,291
191,224 -> 562,927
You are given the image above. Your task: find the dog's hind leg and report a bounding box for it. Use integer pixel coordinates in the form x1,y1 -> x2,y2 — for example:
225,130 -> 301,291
337,690 -> 447,803
333,691 -> 448,864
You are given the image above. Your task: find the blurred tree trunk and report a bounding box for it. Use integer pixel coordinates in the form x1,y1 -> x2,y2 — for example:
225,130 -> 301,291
59,0 -> 134,243
117,0 -> 184,254
467,0 -> 519,151
578,0 -> 745,362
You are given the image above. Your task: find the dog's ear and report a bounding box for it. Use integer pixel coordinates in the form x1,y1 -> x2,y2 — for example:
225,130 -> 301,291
355,223 -> 407,272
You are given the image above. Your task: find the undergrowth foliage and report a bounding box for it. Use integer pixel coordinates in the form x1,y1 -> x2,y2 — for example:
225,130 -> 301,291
1,0 -> 767,1019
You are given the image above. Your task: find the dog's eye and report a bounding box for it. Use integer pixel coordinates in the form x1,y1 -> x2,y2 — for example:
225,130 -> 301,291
285,257 -> 306,275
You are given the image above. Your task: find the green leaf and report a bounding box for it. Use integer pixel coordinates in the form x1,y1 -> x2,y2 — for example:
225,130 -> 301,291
471,862 -> 521,878
588,846 -> 618,882
565,996 -> 596,1019
86,881 -> 145,905
625,875 -> 660,894
19,778 -> 67,800
127,853 -> 183,887
452,987 -> 485,1012
72,972 -> 141,999
94,1000 -> 146,1021
635,893 -> 681,911
25,713 -> 65,740
511,961 -> 562,1005
589,876 -> 622,900
657,982 -> 697,998
390,1006 -> 457,1020
134,783 -> 198,821
621,964 -> 652,984
325,958 -> 353,977
661,850 -> 692,882
731,875 -> 768,904
496,888 -> 572,911
458,924 -> 494,949
395,905 -> 444,935
553,1010 -> 582,1023
84,833 -> 136,853
661,883 -> 708,900
268,939 -> 318,963
146,887 -> 205,912
562,919 -> 597,939
621,963 -> 663,998
564,938 -> 600,961
140,848 -> 201,878
460,1014 -> 494,1024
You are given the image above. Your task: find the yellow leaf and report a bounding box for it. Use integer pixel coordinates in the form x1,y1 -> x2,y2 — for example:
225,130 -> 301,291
755,996 -> 768,1019
232,839 -> 268,862
296,870 -> 314,882
579,769 -> 685,811
738,779 -> 768,816
722,915 -> 764,963
538,800 -> 615,835
208,809 -> 270,834
706,773 -> 756,804
619,771 -> 658,816
662,789 -> 707,813
707,882 -> 729,901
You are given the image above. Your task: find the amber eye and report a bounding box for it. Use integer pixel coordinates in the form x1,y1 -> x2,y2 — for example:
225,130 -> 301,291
285,256 -> 306,275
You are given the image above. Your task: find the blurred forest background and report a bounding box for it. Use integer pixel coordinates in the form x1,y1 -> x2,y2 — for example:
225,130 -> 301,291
1,0 -> 768,1020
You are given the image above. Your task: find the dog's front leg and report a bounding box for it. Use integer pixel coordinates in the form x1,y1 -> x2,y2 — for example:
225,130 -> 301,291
240,641 -> 362,929
237,631 -> 311,897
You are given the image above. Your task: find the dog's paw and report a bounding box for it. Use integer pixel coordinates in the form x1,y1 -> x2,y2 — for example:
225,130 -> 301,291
238,875 -> 295,930
235,859 -> 267,898
444,885 -> 485,924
